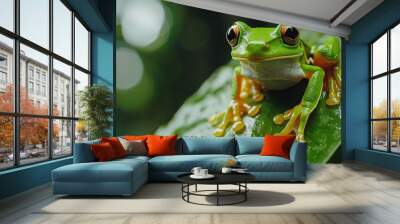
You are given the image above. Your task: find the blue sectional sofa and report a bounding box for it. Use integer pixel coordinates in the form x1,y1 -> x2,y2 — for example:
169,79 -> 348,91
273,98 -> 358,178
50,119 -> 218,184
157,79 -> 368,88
52,136 -> 307,196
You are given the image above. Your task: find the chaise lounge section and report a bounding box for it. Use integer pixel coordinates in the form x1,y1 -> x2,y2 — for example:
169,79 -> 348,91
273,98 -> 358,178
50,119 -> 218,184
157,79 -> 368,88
52,136 -> 307,196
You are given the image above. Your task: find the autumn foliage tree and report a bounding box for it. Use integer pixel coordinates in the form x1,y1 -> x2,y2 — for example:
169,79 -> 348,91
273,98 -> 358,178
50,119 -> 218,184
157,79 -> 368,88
0,84 -> 59,153
373,99 -> 400,143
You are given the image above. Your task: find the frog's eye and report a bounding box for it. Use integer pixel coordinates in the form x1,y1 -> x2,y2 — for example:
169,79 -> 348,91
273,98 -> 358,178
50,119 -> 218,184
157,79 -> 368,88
226,24 -> 240,47
280,25 -> 299,46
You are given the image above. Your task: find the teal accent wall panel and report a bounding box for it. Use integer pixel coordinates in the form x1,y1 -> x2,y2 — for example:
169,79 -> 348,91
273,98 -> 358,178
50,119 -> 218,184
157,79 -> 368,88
344,0 -> 400,171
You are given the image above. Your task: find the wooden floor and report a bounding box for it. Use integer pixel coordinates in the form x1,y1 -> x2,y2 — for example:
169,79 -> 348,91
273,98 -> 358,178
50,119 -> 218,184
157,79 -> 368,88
1,162 -> 400,224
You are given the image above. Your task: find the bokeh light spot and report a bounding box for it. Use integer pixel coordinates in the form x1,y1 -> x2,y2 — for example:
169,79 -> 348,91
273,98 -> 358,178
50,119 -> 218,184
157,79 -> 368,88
120,0 -> 166,48
116,47 -> 144,90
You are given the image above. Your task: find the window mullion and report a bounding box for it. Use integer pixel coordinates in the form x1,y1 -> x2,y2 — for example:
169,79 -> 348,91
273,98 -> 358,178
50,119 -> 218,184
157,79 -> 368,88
48,0 -> 54,160
13,0 -> 20,167
71,11 -> 76,155
388,30 -> 391,152
370,45 -> 373,149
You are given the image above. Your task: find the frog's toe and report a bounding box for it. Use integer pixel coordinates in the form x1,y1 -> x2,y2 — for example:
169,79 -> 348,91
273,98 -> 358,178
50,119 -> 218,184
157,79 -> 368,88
209,112 -> 224,127
326,97 -> 340,106
248,105 -> 261,117
232,121 -> 245,134
252,93 -> 264,102
295,133 -> 306,142
213,128 -> 226,137
273,114 -> 285,125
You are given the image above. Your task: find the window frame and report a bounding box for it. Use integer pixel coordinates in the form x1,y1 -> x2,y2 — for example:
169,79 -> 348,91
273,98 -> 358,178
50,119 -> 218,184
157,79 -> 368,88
370,21 -> 400,154
0,0 -> 91,171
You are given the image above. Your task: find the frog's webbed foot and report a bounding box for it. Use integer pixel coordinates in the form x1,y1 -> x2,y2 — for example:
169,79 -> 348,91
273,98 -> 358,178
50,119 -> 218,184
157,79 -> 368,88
273,108 -> 293,125
209,73 -> 264,137
274,64 -> 325,142
210,101 -> 262,137
276,104 -> 311,142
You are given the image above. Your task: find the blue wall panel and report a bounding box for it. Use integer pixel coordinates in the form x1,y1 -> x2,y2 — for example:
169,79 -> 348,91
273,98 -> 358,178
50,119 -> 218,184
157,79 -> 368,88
91,0 -> 115,135
343,44 -> 369,160
92,33 -> 114,87
344,0 -> 400,171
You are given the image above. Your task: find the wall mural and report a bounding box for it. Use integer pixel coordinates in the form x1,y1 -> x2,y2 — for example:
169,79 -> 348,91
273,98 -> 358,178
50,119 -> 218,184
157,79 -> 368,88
116,0 -> 341,163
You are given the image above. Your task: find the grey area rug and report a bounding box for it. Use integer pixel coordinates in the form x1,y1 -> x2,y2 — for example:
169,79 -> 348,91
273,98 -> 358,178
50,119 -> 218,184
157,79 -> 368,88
38,183 -> 362,214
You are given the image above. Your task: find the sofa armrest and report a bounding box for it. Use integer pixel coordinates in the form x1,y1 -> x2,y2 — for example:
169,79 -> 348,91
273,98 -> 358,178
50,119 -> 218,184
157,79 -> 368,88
289,142 -> 307,181
73,140 -> 99,163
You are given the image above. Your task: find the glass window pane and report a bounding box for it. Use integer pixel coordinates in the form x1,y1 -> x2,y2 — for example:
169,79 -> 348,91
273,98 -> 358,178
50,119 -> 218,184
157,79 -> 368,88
53,119 -> 72,157
75,120 -> 88,143
0,0 -> 14,31
391,24 -> 400,70
391,72 -> 400,118
391,121 -> 400,153
53,0 -> 72,60
20,44 -> 49,115
372,76 -> 387,119
372,121 -> 388,151
53,59 -> 72,117
20,117 -> 49,165
0,34 -> 14,112
0,116 -> 14,170
74,69 -> 89,118
20,0 -> 49,49
74,17 -> 89,70
372,33 -> 387,76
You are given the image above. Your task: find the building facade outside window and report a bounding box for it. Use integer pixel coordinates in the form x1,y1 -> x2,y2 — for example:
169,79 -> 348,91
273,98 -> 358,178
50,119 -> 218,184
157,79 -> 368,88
0,0 -> 91,170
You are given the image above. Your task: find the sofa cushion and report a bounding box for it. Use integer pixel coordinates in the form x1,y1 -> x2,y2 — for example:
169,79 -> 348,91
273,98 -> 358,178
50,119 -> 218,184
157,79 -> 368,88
52,158 -> 147,183
118,138 -> 147,156
147,135 -> 177,157
124,135 -> 148,141
91,142 -> 118,161
149,154 -> 235,172
260,135 -> 295,159
116,155 -> 150,163
178,137 -> 235,155
236,136 -> 263,155
101,137 -> 127,158
236,155 -> 293,172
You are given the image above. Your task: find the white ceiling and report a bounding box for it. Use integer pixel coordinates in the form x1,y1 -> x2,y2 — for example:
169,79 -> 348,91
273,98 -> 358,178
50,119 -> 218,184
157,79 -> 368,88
165,0 -> 384,38
226,0 -> 353,23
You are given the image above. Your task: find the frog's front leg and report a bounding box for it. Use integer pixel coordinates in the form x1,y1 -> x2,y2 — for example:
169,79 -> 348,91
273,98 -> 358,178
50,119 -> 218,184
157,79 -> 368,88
209,67 -> 264,137
326,66 -> 341,106
277,64 -> 325,142
313,36 -> 341,106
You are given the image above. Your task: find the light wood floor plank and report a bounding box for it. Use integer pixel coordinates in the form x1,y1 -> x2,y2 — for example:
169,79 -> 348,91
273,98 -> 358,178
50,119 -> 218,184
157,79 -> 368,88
1,163 -> 400,224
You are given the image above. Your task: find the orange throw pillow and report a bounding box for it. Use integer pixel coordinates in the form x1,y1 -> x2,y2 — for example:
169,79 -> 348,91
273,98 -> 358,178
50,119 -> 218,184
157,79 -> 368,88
101,137 -> 127,158
124,135 -> 148,141
260,135 -> 295,159
146,135 -> 177,157
91,142 -> 117,161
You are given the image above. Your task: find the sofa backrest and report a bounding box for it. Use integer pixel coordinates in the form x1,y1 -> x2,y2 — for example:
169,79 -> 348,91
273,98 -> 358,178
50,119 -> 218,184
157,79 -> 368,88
235,136 -> 264,155
177,137 -> 236,155
73,136 -> 269,161
73,139 -> 100,163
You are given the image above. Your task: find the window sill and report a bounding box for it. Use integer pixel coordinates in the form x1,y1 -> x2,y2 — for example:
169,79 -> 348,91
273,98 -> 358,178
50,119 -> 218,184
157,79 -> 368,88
0,156 -> 72,176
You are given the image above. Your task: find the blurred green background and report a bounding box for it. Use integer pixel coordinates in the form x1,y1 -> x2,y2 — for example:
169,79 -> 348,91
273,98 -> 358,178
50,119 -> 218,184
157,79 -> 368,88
116,0 -> 274,135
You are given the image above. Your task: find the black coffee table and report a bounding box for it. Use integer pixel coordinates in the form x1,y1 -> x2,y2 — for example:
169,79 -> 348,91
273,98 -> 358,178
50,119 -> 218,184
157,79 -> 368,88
177,173 -> 255,206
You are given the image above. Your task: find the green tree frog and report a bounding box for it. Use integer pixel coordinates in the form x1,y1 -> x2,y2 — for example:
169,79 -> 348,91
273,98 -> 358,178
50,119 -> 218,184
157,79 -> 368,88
209,22 -> 341,142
